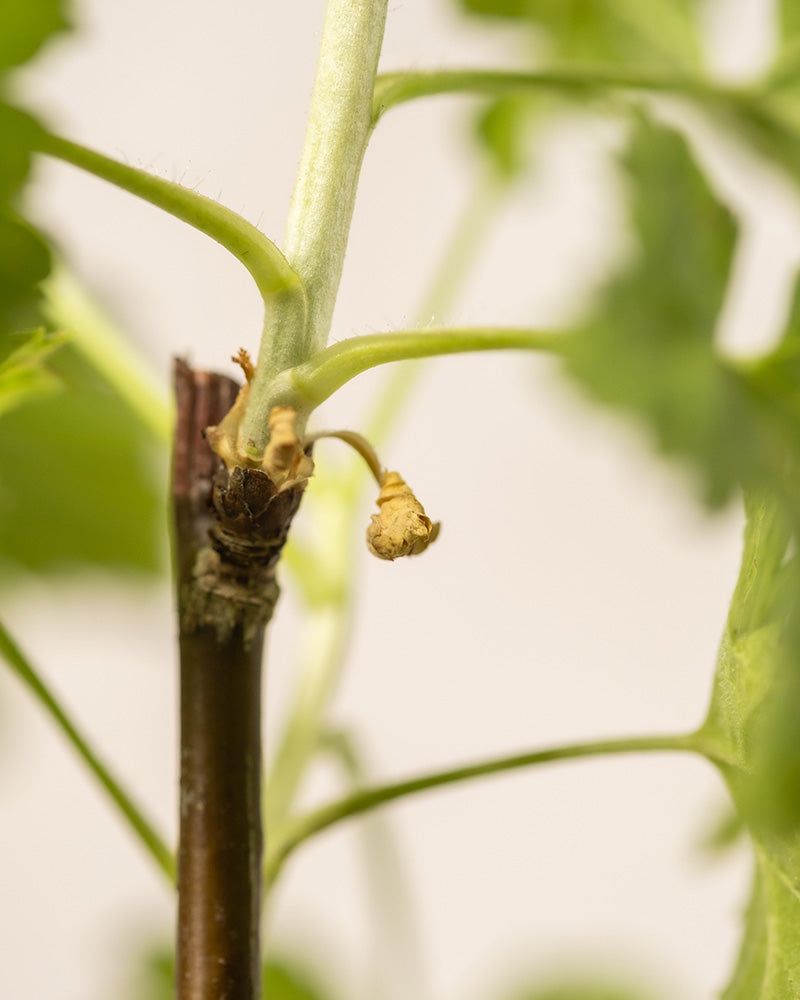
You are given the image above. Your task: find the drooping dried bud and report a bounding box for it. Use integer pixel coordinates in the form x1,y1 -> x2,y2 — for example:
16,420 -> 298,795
367,470 -> 439,561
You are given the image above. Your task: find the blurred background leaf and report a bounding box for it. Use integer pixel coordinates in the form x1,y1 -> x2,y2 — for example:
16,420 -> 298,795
456,0 -> 701,68
454,0 -> 705,207
0,342 -> 166,575
561,115 -> 744,507
0,0 -> 68,71
0,0 -> 167,579
486,971 -> 660,1000
123,942 -> 340,1000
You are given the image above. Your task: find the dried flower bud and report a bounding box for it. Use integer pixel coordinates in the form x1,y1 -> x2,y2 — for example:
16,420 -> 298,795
232,347 -> 255,383
367,471 -> 439,561
261,406 -> 314,487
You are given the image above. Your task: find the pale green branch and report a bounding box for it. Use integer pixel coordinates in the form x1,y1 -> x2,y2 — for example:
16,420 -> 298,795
281,0 -> 388,358
372,67 -> 748,124
265,731 -> 704,885
0,619 -> 175,883
270,326 -> 563,415
241,0 -> 390,451
36,132 -> 304,306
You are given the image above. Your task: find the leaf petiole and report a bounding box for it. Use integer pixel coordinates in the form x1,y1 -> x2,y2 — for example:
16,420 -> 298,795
372,67 -> 750,124
270,326 -> 564,418
265,730 -> 705,886
0,618 -> 175,883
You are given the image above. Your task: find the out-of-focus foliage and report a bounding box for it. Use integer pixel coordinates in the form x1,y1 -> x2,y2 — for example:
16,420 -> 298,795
0,0 -> 166,578
0,343 -> 165,574
492,975 -> 657,1000
699,495 -> 800,999
125,942 -> 339,1000
562,117 -> 743,508
450,5 -> 800,996
0,0 -> 68,71
0,0 -> 67,342
457,0 -> 701,68
456,0 -> 702,178
0,326 -> 66,415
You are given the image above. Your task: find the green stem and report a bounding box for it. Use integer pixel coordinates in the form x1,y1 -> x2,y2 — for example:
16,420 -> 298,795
240,0 -> 389,452
265,731 -> 703,885
35,131 -> 304,306
272,326 -> 563,415
281,0 -> 389,356
0,618 -> 175,882
372,67 -> 749,123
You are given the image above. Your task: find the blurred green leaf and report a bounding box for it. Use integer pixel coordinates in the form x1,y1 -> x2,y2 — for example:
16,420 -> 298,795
0,0 -> 68,350
561,116 -> 746,507
456,0 -> 703,184
263,957 -> 339,1000
124,943 -> 339,1000
0,343 -> 166,575
0,0 -> 69,331
0,105 -> 53,335
0,0 -> 68,72
0,327 -> 67,415
456,0 -> 701,68
781,0 -> 800,41
492,975 -> 657,1000
699,494 -> 800,998
719,855 -> 800,1000
475,94 -> 542,179
0,0 -> 168,579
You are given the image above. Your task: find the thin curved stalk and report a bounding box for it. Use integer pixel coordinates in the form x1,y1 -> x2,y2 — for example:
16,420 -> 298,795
372,67 -> 750,124
265,730 -> 706,885
35,131 -> 304,305
0,618 -> 175,882
267,170 -> 510,853
271,327 -> 564,415
36,131 -> 308,455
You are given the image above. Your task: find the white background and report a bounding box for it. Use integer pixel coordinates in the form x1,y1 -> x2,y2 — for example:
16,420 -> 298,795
2,1 -> 798,998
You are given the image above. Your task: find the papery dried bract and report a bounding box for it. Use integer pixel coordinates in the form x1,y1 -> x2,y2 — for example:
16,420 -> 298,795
367,470 -> 439,561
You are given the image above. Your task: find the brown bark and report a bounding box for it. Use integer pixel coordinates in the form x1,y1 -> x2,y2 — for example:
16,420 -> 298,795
172,360 -> 305,1000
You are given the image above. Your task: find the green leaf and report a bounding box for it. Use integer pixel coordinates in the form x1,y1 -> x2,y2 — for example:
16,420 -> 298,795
263,957 -> 338,1000
0,343 -> 166,576
781,0 -> 800,42
475,95 -> 542,179
0,327 -> 67,415
0,2 -> 168,578
122,944 -> 339,1000
561,116 -> 746,507
699,495 -> 800,997
456,0 -> 701,69
720,859 -> 800,1000
492,975 -> 657,1000
0,0 -> 68,72
0,1 -> 69,366
0,107 -> 53,335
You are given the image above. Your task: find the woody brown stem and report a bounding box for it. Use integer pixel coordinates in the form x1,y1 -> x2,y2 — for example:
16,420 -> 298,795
172,360 -> 306,1000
